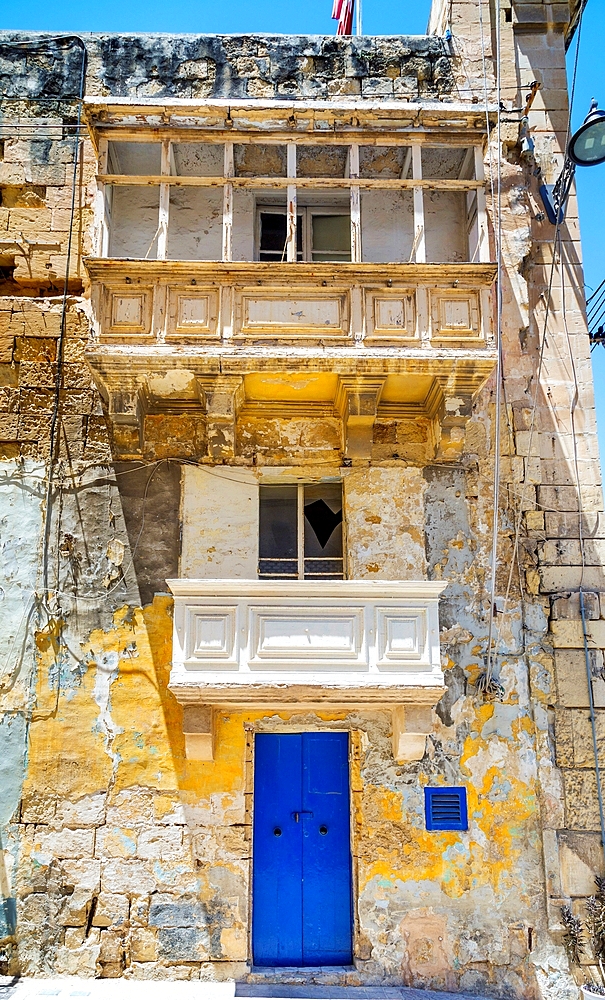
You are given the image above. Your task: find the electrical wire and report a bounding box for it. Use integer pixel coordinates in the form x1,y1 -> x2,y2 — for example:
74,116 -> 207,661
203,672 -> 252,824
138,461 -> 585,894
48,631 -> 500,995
482,0 -> 503,689
37,37 -> 88,611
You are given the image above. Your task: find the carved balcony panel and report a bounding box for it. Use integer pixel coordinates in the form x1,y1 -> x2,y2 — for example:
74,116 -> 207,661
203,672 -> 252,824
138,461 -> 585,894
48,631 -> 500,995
85,260 -> 497,461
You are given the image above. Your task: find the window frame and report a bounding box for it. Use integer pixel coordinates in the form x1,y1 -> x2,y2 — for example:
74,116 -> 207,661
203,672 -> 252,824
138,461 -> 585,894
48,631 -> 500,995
256,204 -> 351,263
258,482 -> 345,581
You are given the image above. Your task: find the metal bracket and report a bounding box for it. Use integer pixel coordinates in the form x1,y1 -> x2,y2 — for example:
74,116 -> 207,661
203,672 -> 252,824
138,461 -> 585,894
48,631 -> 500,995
539,157 -> 576,225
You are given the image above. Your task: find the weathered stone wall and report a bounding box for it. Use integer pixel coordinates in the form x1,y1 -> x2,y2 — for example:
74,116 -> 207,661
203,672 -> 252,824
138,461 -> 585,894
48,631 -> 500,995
0,8 -> 603,999
0,32 -> 454,103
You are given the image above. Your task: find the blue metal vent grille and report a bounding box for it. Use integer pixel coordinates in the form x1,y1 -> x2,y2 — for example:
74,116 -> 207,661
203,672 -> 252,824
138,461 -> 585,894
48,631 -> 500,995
424,787 -> 468,831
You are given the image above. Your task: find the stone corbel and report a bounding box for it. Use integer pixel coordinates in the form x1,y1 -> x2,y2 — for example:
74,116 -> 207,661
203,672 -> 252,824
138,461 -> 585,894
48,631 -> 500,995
335,377 -> 385,460
182,705 -> 214,761
107,383 -> 145,451
392,705 -> 434,763
199,375 -> 245,461
433,385 -> 475,461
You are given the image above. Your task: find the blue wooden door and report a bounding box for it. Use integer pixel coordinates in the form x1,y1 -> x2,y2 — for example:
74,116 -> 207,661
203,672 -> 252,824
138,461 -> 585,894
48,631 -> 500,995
252,732 -> 352,967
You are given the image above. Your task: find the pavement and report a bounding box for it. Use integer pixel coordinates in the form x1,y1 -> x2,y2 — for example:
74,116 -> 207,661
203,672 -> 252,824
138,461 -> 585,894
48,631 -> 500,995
0,979 -> 490,1000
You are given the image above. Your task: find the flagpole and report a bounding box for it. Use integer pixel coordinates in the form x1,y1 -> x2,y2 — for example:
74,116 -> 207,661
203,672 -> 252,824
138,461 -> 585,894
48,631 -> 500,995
355,0 -> 362,34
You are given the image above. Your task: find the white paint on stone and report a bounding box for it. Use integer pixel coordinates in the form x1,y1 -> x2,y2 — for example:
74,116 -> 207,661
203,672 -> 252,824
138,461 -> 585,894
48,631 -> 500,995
180,466 -> 258,579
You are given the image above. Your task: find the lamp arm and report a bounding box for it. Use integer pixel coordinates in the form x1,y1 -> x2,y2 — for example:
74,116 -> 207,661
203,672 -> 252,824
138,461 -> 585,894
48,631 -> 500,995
539,156 -> 576,225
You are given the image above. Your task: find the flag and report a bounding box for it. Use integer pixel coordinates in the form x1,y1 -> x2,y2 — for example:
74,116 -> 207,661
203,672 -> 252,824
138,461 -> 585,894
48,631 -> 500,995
332,0 -> 354,34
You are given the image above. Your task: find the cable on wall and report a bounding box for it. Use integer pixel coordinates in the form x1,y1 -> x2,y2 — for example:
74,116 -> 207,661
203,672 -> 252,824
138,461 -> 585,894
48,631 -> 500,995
475,0 -> 504,694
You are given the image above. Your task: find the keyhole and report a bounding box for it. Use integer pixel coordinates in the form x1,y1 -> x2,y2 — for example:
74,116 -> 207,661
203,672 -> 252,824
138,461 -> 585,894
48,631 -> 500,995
319,825 -> 328,836
273,827 -> 282,837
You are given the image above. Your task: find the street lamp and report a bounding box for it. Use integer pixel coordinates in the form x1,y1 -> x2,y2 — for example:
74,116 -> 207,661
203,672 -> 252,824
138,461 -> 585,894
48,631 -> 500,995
539,99 -> 605,224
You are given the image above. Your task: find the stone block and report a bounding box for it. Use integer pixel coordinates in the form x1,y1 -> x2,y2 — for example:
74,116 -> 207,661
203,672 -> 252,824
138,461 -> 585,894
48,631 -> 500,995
549,605 -> 605,638
98,929 -> 125,964
157,926 -> 210,962
91,892 -> 130,928
538,485 -> 604,513
149,896 -> 205,928
105,788 -> 155,827
546,512 -> 605,539
567,709 -> 605,768
54,940 -> 100,977
96,826 -> 137,859
555,648 -> 604,707
559,832 -> 605,896
130,927 -> 158,962
551,568 -> 605,592
563,770 -> 603,831
101,860 -> 156,894
58,888 -> 95,927
551,592 -> 601,620
220,925 -> 247,961
137,827 -> 186,861
182,706 -> 214,762
64,927 -> 86,948
36,827 -> 95,860
98,961 -> 125,978
59,859 -> 101,892
20,793 -> 56,824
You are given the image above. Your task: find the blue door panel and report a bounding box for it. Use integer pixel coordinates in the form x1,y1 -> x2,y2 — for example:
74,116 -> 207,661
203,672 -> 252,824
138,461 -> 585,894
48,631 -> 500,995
252,734 -> 304,965
252,732 -> 352,967
302,733 -> 352,965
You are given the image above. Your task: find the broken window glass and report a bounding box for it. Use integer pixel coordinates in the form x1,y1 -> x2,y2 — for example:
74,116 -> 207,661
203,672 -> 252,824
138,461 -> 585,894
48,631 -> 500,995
258,483 -> 343,580
303,483 -> 343,579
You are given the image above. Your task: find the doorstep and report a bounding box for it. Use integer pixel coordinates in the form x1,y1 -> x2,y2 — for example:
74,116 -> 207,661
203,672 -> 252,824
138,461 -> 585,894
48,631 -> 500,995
0,978 -> 489,1000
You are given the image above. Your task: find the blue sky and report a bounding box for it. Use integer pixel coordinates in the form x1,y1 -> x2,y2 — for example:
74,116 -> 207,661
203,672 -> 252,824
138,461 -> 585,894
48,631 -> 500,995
4,0 -> 605,459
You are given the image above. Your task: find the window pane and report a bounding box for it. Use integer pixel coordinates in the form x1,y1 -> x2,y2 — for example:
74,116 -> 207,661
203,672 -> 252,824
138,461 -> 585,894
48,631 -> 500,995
107,142 -> 161,175
172,143 -> 223,177
108,185 -> 160,258
311,214 -> 351,261
259,486 -> 298,578
235,144 -> 287,177
259,212 -> 303,262
304,483 -> 343,579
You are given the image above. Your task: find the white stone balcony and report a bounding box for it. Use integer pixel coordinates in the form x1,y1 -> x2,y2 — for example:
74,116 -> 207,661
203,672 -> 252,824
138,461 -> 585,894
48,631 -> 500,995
167,579 -> 446,763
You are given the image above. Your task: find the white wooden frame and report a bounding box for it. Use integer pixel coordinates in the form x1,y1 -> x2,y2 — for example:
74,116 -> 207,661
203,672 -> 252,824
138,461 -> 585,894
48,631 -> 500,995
259,483 -> 344,581
97,138 -> 489,265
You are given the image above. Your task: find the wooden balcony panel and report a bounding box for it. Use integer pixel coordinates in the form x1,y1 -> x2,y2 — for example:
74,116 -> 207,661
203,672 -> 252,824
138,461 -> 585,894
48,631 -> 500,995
85,259 -> 496,349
